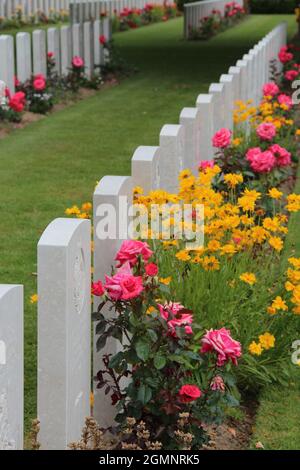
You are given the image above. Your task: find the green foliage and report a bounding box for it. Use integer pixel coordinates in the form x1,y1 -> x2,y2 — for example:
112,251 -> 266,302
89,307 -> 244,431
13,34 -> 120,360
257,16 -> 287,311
250,0 -> 297,14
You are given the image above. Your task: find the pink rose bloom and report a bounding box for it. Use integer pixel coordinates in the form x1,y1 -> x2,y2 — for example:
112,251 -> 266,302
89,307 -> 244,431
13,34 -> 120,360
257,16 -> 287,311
115,240 -> 153,267
72,56 -> 84,68
262,82 -> 279,97
210,375 -> 225,392
277,93 -> 293,109
246,147 -> 262,162
104,262 -> 144,301
212,128 -> 232,148
99,34 -> 107,45
145,262 -> 158,277
92,280 -> 105,297
248,150 -> 276,173
9,91 -> 26,112
198,160 -> 214,171
269,144 -> 291,167
256,122 -> 276,141
47,51 -> 54,58
158,301 -> 193,336
178,384 -> 202,403
201,327 -> 242,366
285,70 -> 298,81
33,77 -> 46,91
278,46 -> 293,64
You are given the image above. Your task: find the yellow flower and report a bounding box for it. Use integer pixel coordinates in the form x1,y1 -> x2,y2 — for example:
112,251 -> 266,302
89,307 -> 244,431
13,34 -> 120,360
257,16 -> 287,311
269,236 -> 283,252
159,277 -> 172,285
288,257 -> 300,269
232,137 -> 243,147
65,205 -> 80,216
239,272 -> 257,286
224,173 -> 243,189
146,306 -> 156,314
220,244 -> 237,256
77,212 -> 90,219
201,256 -> 220,271
285,281 -> 295,292
287,268 -> 300,284
259,332 -> 275,350
176,250 -> 191,262
207,240 -> 221,252
295,129 -> 300,136
270,296 -> 288,312
133,186 -> 144,195
286,194 -> 300,212
238,189 -> 261,212
263,217 -> 280,232
249,341 -> 263,356
90,391 -> 94,408
162,240 -> 178,248
30,294 -> 38,304
81,202 -> 92,212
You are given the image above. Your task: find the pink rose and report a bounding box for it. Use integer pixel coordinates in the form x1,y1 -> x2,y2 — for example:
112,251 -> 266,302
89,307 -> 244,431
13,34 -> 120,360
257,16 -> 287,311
104,262 -> 144,301
92,280 -> 105,297
269,144 -> 291,167
277,93 -> 293,109
115,240 -> 153,267
72,56 -> 84,68
246,147 -> 262,162
178,384 -> 202,403
158,301 -> 193,337
145,262 -> 158,277
198,160 -> 214,171
248,149 -> 276,173
284,70 -> 299,81
256,122 -> 276,141
9,91 -> 26,112
99,35 -> 107,45
262,82 -> 279,97
210,375 -> 225,392
212,128 -> 232,148
201,327 -> 242,366
47,51 -> 54,58
33,76 -> 46,91
278,46 -> 293,64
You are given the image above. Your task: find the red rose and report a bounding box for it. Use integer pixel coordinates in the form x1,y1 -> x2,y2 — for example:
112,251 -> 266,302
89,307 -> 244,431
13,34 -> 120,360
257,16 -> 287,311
47,52 -> 54,58
9,91 -> 26,112
99,35 -> 107,45
92,281 -> 105,297
145,263 -> 158,277
33,77 -> 46,91
178,384 -> 202,403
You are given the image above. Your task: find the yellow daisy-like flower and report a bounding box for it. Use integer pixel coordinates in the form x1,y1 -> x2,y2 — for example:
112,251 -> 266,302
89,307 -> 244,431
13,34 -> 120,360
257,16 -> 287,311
232,137 -> 243,147
285,281 -> 295,292
295,129 -> 300,136
30,294 -> 38,304
224,173 -> 243,189
133,186 -> 144,195
176,250 -> 191,262
159,277 -> 172,285
270,296 -> 288,312
239,272 -> 257,286
65,205 -> 81,216
259,332 -> 275,350
249,341 -> 263,356
269,236 -> 283,252
288,257 -> 300,269
146,306 -> 156,314
81,202 -> 92,212
268,188 -> 283,199
201,256 -> 220,271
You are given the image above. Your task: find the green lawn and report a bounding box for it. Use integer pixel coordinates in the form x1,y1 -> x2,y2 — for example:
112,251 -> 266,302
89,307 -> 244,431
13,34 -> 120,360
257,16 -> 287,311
0,15 -> 297,432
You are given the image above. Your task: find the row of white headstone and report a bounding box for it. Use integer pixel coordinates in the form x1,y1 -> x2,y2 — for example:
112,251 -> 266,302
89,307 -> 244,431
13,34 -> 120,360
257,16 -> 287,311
69,0 -> 165,24
184,0 -> 244,39
0,22 -> 287,450
0,18 -> 111,94
0,0 -> 71,18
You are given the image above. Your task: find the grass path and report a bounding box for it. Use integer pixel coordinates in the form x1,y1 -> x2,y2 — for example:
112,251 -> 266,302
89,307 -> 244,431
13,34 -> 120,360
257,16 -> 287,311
0,15 -> 296,430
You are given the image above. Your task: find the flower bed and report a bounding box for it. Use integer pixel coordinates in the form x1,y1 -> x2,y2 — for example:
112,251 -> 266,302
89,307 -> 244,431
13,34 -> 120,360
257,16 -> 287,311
111,3 -> 179,32
67,44 -> 300,449
0,7 -> 69,31
188,2 -> 247,40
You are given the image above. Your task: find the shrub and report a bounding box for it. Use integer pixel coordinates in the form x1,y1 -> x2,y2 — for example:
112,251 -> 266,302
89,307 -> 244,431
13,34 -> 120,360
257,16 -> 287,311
249,0 -> 297,14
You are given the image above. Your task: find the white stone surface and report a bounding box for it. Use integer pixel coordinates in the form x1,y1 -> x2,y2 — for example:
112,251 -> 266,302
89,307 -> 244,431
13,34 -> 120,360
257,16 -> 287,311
159,124 -> 184,193
83,21 -> 94,79
47,27 -> 61,74
132,146 -> 160,193
72,23 -> 83,58
209,82 -> 225,133
179,107 -> 201,172
220,74 -> 234,130
93,176 -> 132,427
60,25 -> 72,76
0,284 -> 23,450
32,29 -> 47,76
196,94 -> 214,161
0,35 -> 15,93
16,33 -> 31,83
38,218 -> 91,450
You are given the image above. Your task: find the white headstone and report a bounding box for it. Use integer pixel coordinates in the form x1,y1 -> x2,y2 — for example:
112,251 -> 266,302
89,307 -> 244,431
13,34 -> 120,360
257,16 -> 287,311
93,175 -> 132,427
131,146 -> 160,193
72,23 -> 83,58
47,27 -> 61,74
38,218 -> 91,450
60,25 -> 72,76
220,74 -> 234,130
179,107 -> 201,172
83,21 -> 94,79
32,29 -> 47,76
159,124 -> 184,193
0,284 -> 24,450
196,94 -> 214,162
209,82 -> 225,133
16,32 -> 32,83
0,35 -> 15,93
